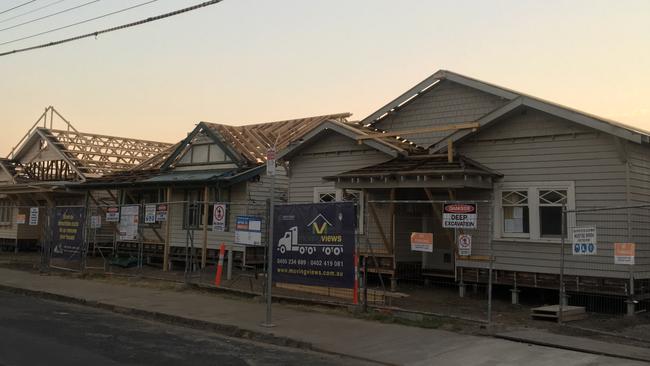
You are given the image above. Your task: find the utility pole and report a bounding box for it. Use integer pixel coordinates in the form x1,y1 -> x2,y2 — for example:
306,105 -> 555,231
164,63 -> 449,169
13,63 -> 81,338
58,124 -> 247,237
262,146 -> 277,328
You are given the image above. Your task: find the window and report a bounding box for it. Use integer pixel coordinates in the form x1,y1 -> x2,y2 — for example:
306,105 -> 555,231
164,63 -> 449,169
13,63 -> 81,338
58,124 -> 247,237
313,187 -> 364,233
0,199 -> 12,225
495,182 -> 574,242
502,191 -> 529,236
178,144 -> 231,165
183,188 -> 228,230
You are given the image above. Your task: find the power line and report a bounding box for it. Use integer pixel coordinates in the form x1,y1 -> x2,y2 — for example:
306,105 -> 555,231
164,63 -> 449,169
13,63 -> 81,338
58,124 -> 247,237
0,1 -> 38,16
0,0 -> 101,33
0,0 -> 224,57
0,0 -> 158,46
0,0 -> 67,25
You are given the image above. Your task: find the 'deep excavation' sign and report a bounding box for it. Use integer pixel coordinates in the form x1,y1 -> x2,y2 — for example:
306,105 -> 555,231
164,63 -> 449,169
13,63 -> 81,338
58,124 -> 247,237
442,203 -> 477,229
273,202 -> 355,288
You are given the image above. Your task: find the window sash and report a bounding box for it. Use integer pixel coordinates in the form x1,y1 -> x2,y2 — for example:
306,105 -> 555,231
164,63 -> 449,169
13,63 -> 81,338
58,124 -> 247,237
495,183 -> 574,242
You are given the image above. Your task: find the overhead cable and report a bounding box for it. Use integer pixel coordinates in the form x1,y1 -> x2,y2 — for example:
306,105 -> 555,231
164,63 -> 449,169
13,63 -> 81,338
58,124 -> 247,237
0,1 -> 38,16
0,0 -> 224,57
0,0 -> 101,33
0,0 -> 67,25
0,0 -> 158,46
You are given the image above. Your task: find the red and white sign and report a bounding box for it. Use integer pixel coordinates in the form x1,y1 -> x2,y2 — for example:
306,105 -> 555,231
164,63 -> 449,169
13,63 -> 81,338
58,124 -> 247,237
458,234 -> 472,256
615,243 -> 635,265
410,232 -> 433,252
443,203 -> 477,229
155,204 -> 168,222
105,206 -> 120,222
213,203 -> 227,232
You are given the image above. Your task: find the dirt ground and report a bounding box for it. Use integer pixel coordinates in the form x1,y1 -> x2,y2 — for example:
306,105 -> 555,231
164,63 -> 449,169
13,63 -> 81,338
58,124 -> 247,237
3,250 -> 650,349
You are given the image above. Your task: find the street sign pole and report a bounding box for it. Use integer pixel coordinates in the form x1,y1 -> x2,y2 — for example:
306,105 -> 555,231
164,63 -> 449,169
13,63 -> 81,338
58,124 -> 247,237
262,147 -> 276,328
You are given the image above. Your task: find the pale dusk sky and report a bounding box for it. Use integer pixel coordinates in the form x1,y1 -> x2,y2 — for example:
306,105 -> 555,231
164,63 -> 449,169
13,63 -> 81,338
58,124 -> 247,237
1,0 -> 649,152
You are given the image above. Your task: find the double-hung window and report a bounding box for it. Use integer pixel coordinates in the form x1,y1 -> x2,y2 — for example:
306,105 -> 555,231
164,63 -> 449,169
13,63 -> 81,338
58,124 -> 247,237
495,182 -> 574,242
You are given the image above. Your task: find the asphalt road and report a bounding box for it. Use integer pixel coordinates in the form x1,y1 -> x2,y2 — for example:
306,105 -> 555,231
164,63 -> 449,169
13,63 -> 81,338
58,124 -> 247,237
0,291 -> 371,366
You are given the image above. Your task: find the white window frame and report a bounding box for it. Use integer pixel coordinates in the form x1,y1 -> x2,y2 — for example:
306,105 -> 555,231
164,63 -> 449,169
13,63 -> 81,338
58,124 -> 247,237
313,187 -> 364,234
494,181 -> 575,243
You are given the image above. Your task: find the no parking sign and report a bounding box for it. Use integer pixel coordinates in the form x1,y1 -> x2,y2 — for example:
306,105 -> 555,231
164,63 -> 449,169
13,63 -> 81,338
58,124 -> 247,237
213,203 -> 227,232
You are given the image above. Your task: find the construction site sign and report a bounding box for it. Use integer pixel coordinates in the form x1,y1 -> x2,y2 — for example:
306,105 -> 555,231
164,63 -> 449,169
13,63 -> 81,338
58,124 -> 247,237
118,205 -> 139,241
213,203 -> 227,232
410,232 -> 433,252
443,203 -> 477,229
615,243 -> 635,265
16,213 -> 25,225
29,207 -> 39,226
144,204 -> 156,224
155,204 -> 168,222
458,234 -> 472,256
572,227 -> 597,255
234,215 -> 262,245
106,206 -> 120,222
273,202 -> 355,288
52,207 -> 85,259
266,148 -> 276,176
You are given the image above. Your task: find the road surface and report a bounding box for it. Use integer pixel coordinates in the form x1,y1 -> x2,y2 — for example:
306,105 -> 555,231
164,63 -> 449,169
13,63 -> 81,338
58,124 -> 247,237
0,290 -> 370,366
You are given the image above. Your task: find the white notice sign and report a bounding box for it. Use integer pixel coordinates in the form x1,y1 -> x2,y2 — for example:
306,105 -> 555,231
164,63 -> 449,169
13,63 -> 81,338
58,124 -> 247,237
144,204 -> 156,224
90,215 -> 102,229
212,203 -> 227,232
572,227 -> 597,255
29,207 -> 39,226
458,234 -> 472,256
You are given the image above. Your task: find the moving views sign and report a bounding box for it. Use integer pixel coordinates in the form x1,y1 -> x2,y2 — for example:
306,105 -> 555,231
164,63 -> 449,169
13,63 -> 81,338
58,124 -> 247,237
442,203 -> 477,229
273,202 -> 355,288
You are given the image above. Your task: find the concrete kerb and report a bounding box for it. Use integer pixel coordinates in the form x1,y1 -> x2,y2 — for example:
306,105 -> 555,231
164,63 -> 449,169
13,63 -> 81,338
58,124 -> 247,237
0,283 -> 396,366
494,333 -> 650,364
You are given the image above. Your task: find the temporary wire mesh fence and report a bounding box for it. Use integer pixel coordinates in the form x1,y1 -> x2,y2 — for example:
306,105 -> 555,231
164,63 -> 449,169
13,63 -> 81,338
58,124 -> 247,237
560,204 -> 650,321
361,200 -> 494,323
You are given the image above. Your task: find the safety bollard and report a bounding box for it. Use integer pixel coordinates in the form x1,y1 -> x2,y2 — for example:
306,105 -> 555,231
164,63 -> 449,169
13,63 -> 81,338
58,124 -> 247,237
214,243 -> 225,287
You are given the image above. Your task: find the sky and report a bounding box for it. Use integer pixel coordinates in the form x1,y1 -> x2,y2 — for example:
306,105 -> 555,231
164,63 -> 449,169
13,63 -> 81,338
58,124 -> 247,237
1,0 -> 649,153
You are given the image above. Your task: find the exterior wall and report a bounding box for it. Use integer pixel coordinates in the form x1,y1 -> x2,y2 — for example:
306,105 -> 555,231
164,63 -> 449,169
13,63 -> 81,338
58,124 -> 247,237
287,131 -> 392,203
455,109 -> 648,279
374,80 -> 507,147
628,142 -> 650,278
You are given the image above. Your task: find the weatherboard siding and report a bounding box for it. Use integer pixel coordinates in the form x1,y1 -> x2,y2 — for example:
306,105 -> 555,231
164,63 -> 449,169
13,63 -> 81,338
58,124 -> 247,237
456,110 -> 650,279
373,80 -> 507,147
287,132 -> 392,204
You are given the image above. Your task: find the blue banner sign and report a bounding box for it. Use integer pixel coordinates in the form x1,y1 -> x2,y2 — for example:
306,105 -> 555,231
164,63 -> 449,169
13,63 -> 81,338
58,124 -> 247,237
273,202 -> 355,288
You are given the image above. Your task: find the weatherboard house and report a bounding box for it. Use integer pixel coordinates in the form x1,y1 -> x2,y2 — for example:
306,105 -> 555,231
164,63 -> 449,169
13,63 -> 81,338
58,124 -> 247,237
277,69 -> 650,311
72,113 -> 352,269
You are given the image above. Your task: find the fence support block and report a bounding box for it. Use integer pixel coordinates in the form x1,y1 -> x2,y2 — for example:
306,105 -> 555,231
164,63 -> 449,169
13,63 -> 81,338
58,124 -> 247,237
510,289 -> 520,305
626,299 -> 636,317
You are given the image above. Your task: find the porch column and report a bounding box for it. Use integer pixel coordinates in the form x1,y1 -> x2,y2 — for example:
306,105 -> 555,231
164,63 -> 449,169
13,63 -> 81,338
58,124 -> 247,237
163,187 -> 172,271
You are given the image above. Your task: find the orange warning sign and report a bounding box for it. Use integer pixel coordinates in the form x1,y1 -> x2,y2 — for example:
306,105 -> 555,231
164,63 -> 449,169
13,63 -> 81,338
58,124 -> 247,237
410,232 -> 433,252
614,243 -> 635,265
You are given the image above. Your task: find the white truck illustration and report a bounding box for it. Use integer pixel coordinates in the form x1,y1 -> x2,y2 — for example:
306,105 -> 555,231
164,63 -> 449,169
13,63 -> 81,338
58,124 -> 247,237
277,226 -> 343,256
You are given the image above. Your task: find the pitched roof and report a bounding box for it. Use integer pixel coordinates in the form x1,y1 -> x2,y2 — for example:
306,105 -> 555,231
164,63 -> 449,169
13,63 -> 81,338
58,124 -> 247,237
202,113 -> 352,164
361,70 -> 650,146
5,107 -> 173,182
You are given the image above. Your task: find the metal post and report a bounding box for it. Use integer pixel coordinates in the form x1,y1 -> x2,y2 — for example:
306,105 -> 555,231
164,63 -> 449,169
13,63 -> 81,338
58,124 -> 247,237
262,149 -> 276,328
559,204 -> 566,324
363,256 -> 368,312
487,203 -> 494,325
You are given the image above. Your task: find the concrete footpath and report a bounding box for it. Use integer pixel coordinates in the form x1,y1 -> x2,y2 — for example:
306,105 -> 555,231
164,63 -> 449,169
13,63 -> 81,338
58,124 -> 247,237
0,268 -> 647,366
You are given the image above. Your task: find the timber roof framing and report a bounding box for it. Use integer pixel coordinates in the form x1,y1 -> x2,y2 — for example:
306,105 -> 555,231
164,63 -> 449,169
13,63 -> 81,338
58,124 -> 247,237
6,106 -> 173,182
361,69 -> 650,147
159,113 -> 358,170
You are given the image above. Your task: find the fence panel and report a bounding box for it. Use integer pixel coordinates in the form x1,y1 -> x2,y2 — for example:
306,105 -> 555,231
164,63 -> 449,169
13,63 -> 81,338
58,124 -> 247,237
561,204 -> 650,320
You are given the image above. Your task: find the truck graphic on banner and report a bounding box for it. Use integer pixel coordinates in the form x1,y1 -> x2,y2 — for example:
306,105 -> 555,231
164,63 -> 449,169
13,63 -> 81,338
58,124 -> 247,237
278,226 -> 344,256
